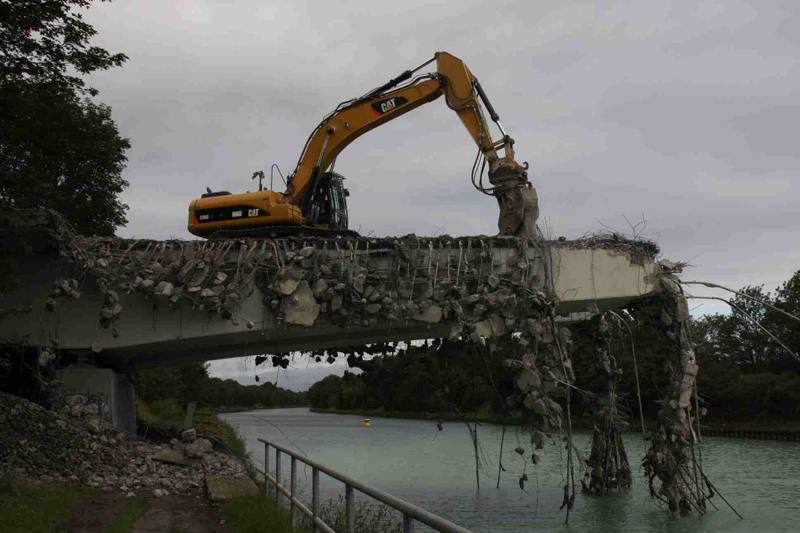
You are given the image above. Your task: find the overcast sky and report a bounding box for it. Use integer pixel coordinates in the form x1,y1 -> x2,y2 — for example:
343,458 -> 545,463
81,1 -> 799,389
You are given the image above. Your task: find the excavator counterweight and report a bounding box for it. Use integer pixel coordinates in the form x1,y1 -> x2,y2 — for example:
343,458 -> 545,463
188,52 -> 538,240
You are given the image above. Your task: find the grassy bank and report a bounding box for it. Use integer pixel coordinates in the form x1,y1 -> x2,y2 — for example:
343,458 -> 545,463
219,493 -> 402,533
0,478 -> 96,533
137,398 -> 258,478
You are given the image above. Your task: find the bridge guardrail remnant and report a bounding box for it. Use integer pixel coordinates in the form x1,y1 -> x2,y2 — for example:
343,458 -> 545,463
257,437 -> 472,533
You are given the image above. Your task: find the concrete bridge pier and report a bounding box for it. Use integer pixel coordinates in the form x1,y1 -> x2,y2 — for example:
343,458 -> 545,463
55,363 -> 137,438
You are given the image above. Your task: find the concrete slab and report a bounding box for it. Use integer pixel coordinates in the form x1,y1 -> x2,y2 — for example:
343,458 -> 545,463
205,475 -> 259,502
151,447 -> 199,467
1,240 -> 660,369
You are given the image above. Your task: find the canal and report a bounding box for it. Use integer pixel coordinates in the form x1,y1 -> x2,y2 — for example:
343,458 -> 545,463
222,407 -> 798,532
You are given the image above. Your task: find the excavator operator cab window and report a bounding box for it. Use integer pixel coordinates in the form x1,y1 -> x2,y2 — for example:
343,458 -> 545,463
323,172 -> 350,229
311,172 -> 350,229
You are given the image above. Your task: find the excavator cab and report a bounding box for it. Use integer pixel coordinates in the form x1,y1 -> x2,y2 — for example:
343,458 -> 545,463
306,171 -> 349,231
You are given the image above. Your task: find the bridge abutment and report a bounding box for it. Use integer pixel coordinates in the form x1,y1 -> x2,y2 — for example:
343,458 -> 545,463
55,363 -> 137,438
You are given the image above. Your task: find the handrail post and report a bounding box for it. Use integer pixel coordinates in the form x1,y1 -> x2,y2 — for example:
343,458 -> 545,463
264,443 -> 270,497
276,450 -> 282,506
291,456 -> 297,529
312,468 -> 319,533
404,513 -> 415,533
346,484 -> 355,533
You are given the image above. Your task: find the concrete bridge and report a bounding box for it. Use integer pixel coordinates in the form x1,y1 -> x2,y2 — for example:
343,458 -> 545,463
1,218 -> 663,435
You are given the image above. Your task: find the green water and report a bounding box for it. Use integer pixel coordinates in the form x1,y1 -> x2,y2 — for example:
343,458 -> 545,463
223,408 -> 799,532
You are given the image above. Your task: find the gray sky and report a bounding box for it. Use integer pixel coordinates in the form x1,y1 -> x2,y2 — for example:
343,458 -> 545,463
82,1 -> 799,389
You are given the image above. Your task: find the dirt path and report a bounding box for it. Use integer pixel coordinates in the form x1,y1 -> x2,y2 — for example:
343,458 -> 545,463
65,489 -> 229,533
131,491 -> 228,533
63,491 -> 128,532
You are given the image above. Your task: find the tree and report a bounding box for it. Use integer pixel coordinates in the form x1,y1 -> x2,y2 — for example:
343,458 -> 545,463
0,81 -> 130,236
769,270 -> 800,373
0,0 -> 130,237
0,0 -> 127,94
703,285 -> 778,371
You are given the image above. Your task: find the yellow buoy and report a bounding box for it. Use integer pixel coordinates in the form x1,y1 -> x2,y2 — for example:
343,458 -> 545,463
364,417 -> 371,427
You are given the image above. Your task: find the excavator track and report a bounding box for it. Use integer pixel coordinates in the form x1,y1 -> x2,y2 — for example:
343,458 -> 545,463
210,225 -> 361,240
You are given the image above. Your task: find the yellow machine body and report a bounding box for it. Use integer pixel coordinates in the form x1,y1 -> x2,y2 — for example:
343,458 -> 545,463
188,189 -> 302,238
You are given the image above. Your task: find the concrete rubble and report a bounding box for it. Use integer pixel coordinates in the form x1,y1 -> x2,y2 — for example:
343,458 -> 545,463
639,264 -> 710,514
580,314 -> 631,495
0,392 -> 249,499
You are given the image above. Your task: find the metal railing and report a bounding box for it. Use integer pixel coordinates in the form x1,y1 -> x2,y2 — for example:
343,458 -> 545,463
257,438 -> 472,533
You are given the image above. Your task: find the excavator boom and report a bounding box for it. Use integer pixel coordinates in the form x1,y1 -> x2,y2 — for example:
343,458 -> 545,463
188,52 -> 538,239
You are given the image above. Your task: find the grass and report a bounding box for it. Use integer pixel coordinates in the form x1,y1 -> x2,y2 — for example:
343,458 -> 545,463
105,496 -> 147,533
196,410 -> 256,476
219,493 -> 402,533
137,397 -> 187,429
0,477 -> 97,533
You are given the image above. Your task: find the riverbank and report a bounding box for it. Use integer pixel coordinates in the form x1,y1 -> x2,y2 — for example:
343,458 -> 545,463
210,404 -> 309,414
310,407 -> 800,437
0,392 -> 267,532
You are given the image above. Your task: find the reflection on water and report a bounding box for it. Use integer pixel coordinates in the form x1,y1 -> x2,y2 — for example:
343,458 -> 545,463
222,408 -> 799,532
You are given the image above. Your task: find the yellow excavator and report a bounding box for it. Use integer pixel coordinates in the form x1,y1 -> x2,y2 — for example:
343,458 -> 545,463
187,52 -> 538,239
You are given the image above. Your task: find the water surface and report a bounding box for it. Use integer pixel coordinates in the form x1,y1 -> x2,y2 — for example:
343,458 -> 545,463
222,408 -> 798,532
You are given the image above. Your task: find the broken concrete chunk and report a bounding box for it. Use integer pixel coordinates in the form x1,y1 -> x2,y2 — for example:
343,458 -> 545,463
678,362 -> 698,407
516,370 -> 541,392
181,428 -> 197,443
154,281 -> 174,298
523,391 -> 540,409
660,277 -> 681,296
353,274 -> 366,294
282,281 -> 320,326
413,305 -> 442,324
276,267 -> 303,295
152,447 -> 198,466
313,278 -> 328,298
471,320 -> 493,340
183,437 -> 214,458
658,259 -> 676,271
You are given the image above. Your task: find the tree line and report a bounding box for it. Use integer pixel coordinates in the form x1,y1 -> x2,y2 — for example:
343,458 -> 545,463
138,361 -> 308,410
309,271 -> 800,424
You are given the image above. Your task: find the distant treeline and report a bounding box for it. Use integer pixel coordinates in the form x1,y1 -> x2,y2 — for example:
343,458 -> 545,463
138,362 -> 308,409
310,270 -> 800,423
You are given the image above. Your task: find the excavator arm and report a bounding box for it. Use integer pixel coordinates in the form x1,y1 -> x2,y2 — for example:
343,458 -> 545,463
289,51 -> 538,237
